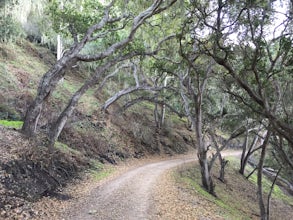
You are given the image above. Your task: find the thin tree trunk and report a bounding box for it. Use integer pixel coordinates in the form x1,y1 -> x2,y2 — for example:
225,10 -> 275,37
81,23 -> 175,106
179,75 -> 195,130
257,130 -> 271,220
196,95 -> 214,195
239,127 -> 249,174
246,167 -> 257,179
218,153 -> 228,182
57,35 -> 63,61
160,103 -> 165,127
154,93 -> 161,129
160,76 -> 171,126
267,167 -> 282,219
240,125 -> 262,174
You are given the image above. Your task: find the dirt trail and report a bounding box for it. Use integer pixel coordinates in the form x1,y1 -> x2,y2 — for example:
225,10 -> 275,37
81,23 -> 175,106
61,151 -> 241,220
61,157 -> 194,220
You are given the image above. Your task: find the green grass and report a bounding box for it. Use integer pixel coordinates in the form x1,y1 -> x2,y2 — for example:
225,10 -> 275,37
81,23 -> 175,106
62,80 -> 81,94
0,120 -> 23,129
246,164 -> 293,206
178,173 -> 247,219
141,102 -> 155,110
227,156 -> 293,206
0,64 -> 18,90
89,159 -> 114,181
54,141 -> 81,155
169,114 -> 187,124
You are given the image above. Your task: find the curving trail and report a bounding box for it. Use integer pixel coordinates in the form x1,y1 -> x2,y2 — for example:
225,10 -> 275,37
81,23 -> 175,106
62,151 -> 241,220
62,157 -> 194,220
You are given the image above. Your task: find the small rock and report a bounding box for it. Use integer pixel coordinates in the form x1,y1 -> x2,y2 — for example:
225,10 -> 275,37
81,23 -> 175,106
88,209 -> 98,215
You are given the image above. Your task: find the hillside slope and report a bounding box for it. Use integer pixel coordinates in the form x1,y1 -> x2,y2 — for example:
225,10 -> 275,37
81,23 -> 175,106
155,156 -> 293,220
0,40 -> 195,219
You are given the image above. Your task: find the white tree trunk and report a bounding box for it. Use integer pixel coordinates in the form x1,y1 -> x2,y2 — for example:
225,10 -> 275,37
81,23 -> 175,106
57,35 -> 63,61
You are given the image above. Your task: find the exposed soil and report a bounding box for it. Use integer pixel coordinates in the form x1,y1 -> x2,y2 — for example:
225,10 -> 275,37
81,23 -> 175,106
0,126 -> 90,219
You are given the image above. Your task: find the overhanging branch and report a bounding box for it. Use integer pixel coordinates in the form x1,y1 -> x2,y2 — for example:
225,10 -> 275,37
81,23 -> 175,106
120,96 -> 185,118
102,85 -> 165,110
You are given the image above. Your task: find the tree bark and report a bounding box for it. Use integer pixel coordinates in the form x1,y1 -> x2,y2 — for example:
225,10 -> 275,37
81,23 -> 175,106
22,54 -> 77,136
239,127 -> 249,175
57,35 -> 63,61
48,82 -> 92,150
154,93 -> 161,129
196,101 -> 215,195
257,130 -> 271,220
219,155 -> 228,182
195,77 -> 215,194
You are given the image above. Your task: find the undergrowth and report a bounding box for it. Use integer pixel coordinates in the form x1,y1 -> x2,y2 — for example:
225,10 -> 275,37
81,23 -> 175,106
88,159 -> 114,181
55,141 -> 81,155
0,120 -> 23,129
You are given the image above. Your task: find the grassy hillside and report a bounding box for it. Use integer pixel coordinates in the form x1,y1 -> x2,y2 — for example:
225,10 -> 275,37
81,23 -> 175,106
175,157 -> 293,220
0,40 -> 195,219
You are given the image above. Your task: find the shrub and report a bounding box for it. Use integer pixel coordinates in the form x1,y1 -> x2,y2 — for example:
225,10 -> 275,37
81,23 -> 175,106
0,15 -> 25,42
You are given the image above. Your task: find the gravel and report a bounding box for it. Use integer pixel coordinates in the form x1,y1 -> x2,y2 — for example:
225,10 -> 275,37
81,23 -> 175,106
60,157 -> 195,220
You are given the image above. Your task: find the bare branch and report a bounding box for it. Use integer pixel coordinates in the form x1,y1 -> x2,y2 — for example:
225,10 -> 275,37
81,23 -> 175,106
89,20 -> 129,42
120,96 -> 185,118
102,85 -> 165,110
97,63 -> 132,92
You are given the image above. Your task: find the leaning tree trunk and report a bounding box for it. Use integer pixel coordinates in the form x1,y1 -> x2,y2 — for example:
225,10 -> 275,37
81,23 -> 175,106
47,62 -> 110,149
48,85 -> 88,151
21,5 -> 110,137
22,55 -> 76,136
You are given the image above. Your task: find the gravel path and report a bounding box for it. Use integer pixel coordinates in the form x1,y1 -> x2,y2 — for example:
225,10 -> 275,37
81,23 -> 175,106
62,157 -> 195,220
